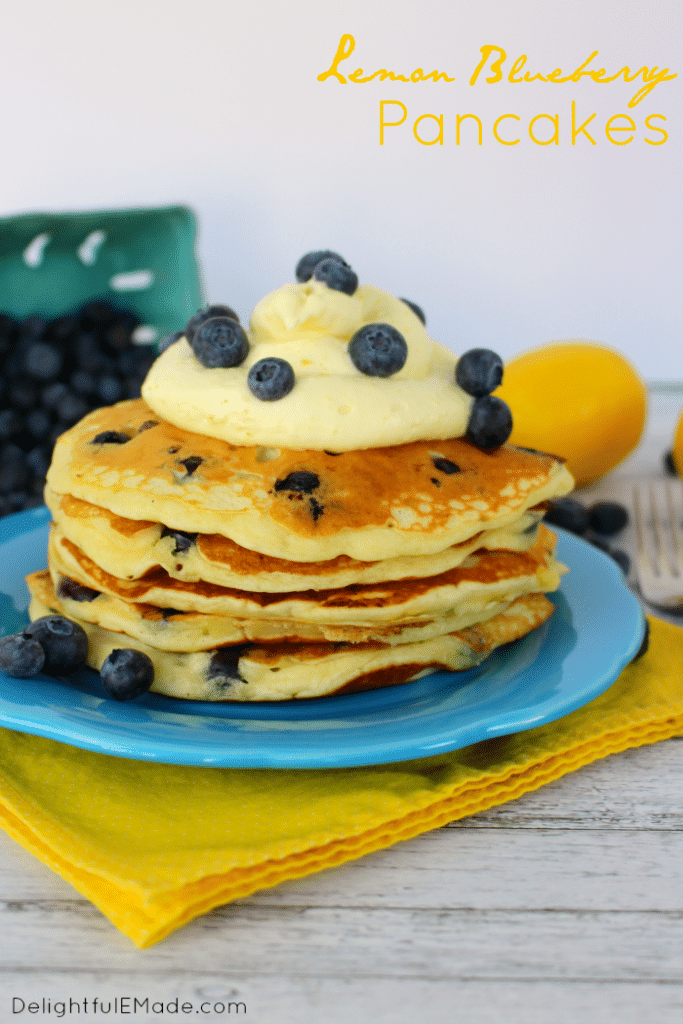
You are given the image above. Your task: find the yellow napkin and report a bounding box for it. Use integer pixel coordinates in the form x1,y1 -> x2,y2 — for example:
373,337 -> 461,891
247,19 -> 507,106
0,615 -> 681,949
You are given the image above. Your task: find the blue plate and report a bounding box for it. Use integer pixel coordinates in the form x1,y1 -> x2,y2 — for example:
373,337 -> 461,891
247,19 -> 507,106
0,507 -> 645,768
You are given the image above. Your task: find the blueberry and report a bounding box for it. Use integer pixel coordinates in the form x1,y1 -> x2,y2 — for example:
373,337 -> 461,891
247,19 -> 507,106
663,450 -> 678,476
20,315 -> 48,340
274,471 -> 320,493
95,374 -> 124,404
57,392 -> 89,425
69,370 -> 97,396
26,445 -> 51,479
631,618 -> 650,662
465,396 -> 513,451
544,497 -> 590,535
24,341 -> 63,381
610,548 -> 631,575
57,577 -> 100,602
184,305 -> 239,345
41,382 -> 70,411
179,456 -> 203,475
191,317 -> 249,369
400,298 -> 426,324
348,323 -> 408,377
588,501 -> 629,535
25,615 -> 88,675
79,300 -> 119,329
313,258 -> 358,296
9,383 -> 38,410
0,409 -> 23,440
160,527 -> 198,554
25,408 -> 52,441
431,457 -> 460,475
208,646 -> 247,684
91,430 -> 130,444
158,330 -> 183,354
0,633 -> 45,678
456,349 -> 504,397
0,459 -> 28,494
100,648 -> 154,701
247,358 -> 295,401
295,250 -> 348,283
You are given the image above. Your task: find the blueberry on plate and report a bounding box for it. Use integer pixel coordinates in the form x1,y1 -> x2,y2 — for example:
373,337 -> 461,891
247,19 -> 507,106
295,250 -> 348,283
465,396 -> 513,451
247,358 -> 295,401
184,305 -> 240,345
0,633 -> 45,678
455,349 -> 504,397
191,317 -> 250,369
313,258 -> 358,296
25,615 -> 88,675
588,500 -> 629,535
100,648 -> 154,701
349,323 -> 408,377
400,298 -> 426,324
544,497 -> 590,535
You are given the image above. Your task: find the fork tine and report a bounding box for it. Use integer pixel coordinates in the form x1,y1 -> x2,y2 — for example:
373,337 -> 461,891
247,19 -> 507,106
665,480 -> 683,577
633,479 -> 683,607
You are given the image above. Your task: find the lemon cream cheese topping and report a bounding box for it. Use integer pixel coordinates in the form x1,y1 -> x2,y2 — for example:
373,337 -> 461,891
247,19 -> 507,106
142,281 -> 474,452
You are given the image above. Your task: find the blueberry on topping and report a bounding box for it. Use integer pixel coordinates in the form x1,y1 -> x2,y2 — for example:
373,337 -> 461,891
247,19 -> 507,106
179,455 -> 203,475
58,577 -> 100,602
400,298 -> 426,324
432,457 -> 461,475
588,501 -> 629,535
158,330 -> 183,354
100,649 -> 154,701
191,317 -> 249,369
25,615 -> 88,675
0,633 -> 45,678
275,471 -> 320,493
138,420 -> 158,432
160,527 -> 198,554
295,250 -> 348,283
184,305 -> 239,344
313,258 -> 358,296
247,358 -> 295,401
544,497 -> 590,535
349,323 -> 408,377
466,395 -> 513,451
456,349 -> 504,397
92,431 -> 130,445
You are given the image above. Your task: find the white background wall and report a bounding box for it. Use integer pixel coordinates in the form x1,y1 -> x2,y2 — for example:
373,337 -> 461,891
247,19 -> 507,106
2,0 -> 681,379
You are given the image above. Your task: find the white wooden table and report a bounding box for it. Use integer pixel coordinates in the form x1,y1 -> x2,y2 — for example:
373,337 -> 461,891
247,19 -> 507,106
1,390 -> 682,1024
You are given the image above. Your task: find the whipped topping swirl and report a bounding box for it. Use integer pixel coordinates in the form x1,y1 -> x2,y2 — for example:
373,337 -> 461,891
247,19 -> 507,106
142,281 -> 472,451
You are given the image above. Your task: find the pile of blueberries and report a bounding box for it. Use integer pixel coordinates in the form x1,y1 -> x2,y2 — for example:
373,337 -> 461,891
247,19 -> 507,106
0,301 -> 156,518
162,249 -> 514,452
0,614 -> 155,701
544,497 -> 631,573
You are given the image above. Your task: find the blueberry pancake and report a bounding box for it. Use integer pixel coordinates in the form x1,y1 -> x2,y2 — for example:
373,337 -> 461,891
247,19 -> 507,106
28,251 -> 574,701
28,577 -> 555,701
45,400 -> 572,563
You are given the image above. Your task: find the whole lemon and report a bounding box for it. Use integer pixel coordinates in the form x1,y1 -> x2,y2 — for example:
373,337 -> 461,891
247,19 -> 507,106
494,342 -> 646,488
673,409 -> 683,475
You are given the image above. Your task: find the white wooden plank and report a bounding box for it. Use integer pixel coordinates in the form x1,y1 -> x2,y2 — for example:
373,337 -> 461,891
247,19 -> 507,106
2,973 -> 682,1024
2,902 -> 683,981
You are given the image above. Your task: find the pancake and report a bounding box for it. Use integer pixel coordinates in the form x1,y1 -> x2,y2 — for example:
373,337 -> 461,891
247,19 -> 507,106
46,487 -> 546,592
46,524 -> 564,627
46,399 -> 574,562
28,587 -> 555,700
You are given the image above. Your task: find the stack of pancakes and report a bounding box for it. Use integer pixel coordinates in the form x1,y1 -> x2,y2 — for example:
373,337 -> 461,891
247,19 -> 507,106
27,398 -> 573,700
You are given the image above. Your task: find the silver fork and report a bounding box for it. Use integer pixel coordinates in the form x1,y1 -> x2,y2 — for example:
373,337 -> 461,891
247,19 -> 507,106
632,479 -> 683,608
